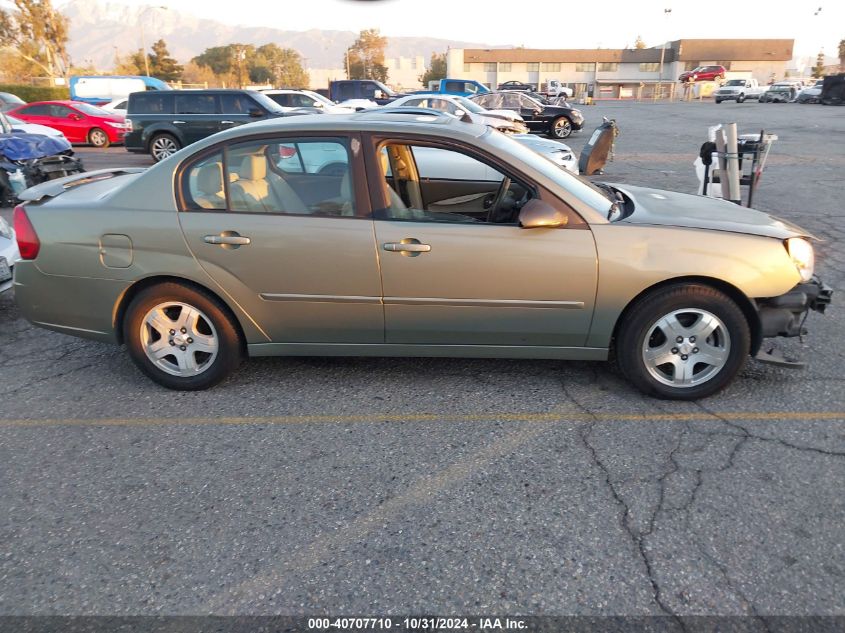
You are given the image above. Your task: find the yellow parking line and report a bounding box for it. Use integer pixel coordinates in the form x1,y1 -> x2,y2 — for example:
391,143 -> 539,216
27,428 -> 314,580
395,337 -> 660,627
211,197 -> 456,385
0,411 -> 842,428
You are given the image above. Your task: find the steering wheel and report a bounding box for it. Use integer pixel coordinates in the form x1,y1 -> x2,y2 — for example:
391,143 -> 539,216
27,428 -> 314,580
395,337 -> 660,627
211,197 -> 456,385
485,176 -> 511,223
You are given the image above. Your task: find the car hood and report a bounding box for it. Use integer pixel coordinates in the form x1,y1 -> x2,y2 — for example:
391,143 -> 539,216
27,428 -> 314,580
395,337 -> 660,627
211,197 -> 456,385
483,109 -> 524,122
612,184 -> 815,240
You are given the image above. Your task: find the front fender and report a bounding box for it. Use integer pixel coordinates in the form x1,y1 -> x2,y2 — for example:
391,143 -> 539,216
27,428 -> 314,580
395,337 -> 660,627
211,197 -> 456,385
586,224 -> 801,347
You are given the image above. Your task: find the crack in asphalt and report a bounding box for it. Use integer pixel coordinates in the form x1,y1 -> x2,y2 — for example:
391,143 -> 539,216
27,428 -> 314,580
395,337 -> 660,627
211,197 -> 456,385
0,362 -> 98,398
560,372 -> 685,629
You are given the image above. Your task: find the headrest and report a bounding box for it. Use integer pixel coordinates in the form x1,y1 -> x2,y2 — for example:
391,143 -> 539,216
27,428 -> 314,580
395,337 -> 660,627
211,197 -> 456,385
196,162 -> 223,195
340,170 -> 351,200
240,155 -> 266,181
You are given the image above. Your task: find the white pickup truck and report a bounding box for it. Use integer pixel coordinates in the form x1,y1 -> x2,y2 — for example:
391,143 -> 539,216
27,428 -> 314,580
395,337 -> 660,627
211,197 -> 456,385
541,79 -> 574,99
713,78 -> 765,103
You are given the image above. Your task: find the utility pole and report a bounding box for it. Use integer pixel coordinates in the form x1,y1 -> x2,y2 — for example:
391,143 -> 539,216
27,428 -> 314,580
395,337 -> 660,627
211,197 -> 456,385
656,7 -> 672,101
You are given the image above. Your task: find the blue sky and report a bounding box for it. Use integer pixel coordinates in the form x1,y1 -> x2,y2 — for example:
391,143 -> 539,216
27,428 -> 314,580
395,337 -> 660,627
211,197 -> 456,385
75,0 -> 843,59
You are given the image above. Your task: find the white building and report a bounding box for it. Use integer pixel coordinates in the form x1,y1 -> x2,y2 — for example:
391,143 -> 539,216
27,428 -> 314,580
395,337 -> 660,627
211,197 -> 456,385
446,39 -> 794,99
307,56 -> 427,92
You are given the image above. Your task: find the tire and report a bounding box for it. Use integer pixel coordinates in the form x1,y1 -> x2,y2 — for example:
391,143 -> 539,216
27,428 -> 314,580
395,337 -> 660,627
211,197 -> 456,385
149,133 -> 181,162
737,94 -> 746,103
615,284 -> 750,400
549,116 -> 573,139
123,282 -> 244,390
714,99 -> 722,104
88,127 -> 110,148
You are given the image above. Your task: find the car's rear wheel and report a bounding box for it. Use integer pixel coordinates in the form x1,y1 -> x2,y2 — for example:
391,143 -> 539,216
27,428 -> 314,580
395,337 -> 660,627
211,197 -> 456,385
616,284 -> 750,400
88,127 -> 110,148
149,133 -> 181,162
550,116 -> 573,139
124,282 -> 243,390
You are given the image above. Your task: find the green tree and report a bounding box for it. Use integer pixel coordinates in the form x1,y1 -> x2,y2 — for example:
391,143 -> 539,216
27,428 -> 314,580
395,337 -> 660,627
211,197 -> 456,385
344,28 -> 388,82
251,44 -> 308,87
419,52 -> 446,86
149,39 -> 183,81
114,49 -> 146,75
839,38 -> 844,71
634,35 -> 646,49
0,0 -> 70,79
812,50 -> 825,78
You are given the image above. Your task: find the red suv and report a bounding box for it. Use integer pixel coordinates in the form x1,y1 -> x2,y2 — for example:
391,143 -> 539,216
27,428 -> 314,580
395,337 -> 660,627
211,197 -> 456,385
678,65 -> 727,83
7,100 -> 127,148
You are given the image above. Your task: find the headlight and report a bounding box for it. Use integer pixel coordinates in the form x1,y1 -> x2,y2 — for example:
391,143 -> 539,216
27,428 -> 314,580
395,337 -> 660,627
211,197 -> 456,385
0,216 -> 11,240
786,237 -> 814,282
105,121 -> 125,129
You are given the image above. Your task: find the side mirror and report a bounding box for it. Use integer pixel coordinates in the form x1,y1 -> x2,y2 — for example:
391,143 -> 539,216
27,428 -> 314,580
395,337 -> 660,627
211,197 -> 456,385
248,108 -> 264,118
518,199 -> 568,229
68,113 -> 82,120
454,109 -> 466,117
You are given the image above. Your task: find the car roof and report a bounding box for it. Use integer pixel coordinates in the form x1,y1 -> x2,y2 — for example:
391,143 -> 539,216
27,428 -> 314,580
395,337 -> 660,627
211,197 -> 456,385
182,111 -> 489,149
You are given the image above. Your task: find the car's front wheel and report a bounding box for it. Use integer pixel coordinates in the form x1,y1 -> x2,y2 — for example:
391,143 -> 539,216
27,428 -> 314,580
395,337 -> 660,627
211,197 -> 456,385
737,94 -> 746,103
124,282 -> 244,390
550,116 -> 573,139
616,284 -> 750,400
88,127 -> 110,148
149,133 -> 181,162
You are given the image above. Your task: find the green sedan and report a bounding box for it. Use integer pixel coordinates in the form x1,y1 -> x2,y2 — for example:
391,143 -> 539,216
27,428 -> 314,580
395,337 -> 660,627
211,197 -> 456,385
12,112 -> 832,399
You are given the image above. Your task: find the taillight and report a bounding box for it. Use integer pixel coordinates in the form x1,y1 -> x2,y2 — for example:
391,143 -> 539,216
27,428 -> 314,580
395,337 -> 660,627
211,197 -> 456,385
126,118 -> 133,132
13,205 -> 40,260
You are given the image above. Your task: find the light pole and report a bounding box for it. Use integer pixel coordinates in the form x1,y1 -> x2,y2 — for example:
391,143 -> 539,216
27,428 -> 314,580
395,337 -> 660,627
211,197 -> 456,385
139,5 -> 168,77
656,7 -> 672,100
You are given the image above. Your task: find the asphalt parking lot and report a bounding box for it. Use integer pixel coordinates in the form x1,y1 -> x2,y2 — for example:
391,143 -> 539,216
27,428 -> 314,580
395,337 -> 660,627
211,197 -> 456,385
1,102 -> 843,620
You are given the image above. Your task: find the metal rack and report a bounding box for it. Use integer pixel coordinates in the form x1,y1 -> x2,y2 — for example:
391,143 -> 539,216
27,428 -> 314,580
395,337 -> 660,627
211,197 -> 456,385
701,130 -> 777,208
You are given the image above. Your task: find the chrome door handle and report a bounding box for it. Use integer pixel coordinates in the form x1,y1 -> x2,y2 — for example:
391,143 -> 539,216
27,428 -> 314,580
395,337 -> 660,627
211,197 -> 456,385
204,233 -> 251,247
220,120 -> 235,124
383,239 -> 431,257
173,120 -> 186,124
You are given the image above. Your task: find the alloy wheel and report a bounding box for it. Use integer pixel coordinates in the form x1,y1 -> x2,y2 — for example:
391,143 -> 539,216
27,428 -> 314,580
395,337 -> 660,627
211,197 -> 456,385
140,301 -> 218,377
151,136 -> 179,161
641,308 -> 731,388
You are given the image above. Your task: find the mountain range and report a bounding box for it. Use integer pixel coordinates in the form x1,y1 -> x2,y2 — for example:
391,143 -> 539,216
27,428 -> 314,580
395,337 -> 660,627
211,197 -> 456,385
60,0 -> 507,70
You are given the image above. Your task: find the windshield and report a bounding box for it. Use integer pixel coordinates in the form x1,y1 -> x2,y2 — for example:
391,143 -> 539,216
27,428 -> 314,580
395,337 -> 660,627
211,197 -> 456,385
250,91 -> 285,113
373,81 -> 397,97
75,103 -> 115,116
304,90 -> 335,106
485,129 -> 612,216
454,96 -> 485,114
725,80 -> 746,86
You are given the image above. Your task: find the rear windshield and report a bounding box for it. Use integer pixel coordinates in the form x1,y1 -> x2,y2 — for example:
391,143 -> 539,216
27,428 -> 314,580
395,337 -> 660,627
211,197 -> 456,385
129,92 -> 174,114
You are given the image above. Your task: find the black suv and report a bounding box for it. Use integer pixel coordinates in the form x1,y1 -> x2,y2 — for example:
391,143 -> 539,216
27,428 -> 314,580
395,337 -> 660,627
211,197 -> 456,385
470,91 -> 584,139
125,89 -> 290,162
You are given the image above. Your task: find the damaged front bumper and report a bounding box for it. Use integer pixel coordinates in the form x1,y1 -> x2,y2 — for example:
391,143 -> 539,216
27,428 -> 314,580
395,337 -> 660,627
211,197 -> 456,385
753,277 -> 833,367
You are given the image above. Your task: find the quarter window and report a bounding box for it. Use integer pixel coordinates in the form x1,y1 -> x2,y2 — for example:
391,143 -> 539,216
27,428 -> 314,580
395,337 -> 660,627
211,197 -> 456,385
130,92 -> 171,114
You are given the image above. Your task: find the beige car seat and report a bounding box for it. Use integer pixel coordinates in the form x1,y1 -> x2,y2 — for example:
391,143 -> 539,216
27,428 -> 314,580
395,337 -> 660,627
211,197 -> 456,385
230,155 -> 308,214
193,162 -> 225,209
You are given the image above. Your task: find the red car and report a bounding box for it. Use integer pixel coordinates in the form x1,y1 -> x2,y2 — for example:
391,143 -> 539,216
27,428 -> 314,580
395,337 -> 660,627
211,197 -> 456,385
678,65 -> 727,83
7,100 -> 127,147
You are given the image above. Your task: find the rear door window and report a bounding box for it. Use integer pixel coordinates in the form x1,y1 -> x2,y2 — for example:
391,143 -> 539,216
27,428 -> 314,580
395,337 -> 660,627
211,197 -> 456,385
176,94 -> 217,114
